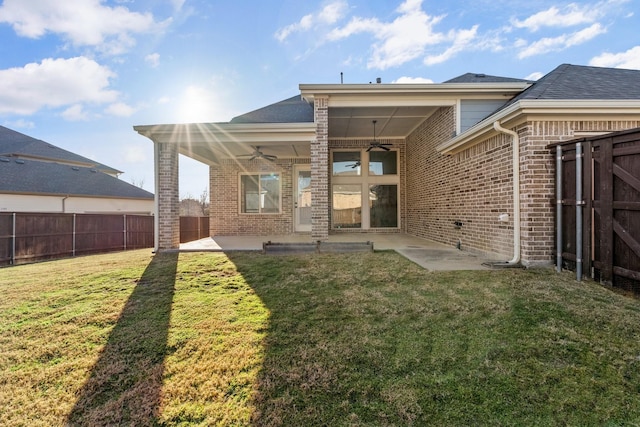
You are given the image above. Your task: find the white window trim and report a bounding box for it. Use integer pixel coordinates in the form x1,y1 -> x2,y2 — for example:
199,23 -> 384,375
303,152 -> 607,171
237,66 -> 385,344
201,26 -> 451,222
238,172 -> 282,215
331,149 -> 400,230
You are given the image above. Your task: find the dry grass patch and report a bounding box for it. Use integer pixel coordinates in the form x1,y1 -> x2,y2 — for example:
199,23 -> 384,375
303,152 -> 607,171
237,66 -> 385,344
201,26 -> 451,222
1,250 -> 640,426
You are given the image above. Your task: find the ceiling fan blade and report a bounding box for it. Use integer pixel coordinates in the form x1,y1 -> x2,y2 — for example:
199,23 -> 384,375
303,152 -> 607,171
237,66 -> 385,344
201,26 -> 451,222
366,146 -> 373,152
380,145 -> 390,151
263,155 -> 277,161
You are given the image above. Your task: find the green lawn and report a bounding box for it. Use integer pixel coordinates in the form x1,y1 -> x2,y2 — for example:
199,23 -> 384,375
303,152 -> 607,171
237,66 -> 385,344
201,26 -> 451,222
1,249 -> 640,426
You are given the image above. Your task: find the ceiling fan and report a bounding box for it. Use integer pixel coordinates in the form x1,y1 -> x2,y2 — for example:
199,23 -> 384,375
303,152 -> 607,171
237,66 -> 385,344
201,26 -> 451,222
366,120 -> 392,152
237,146 -> 277,161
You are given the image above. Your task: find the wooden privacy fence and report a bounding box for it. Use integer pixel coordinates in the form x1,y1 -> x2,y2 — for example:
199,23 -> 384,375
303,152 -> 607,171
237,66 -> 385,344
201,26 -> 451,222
0,214 -> 210,266
555,128 -> 640,293
180,216 -> 210,243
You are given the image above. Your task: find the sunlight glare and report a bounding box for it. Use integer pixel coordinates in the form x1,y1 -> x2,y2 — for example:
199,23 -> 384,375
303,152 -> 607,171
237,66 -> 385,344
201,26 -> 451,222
176,85 -> 220,123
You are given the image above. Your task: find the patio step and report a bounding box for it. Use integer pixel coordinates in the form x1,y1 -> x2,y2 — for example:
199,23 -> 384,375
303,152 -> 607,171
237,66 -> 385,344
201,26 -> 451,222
262,241 -> 374,255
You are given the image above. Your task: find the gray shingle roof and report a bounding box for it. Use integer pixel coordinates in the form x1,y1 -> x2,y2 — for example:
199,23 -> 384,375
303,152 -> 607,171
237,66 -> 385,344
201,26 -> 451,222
230,95 -> 314,124
510,63 -> 640,102
0,125 -> 121,174
444,73 -> 532,84
0,157 -> 153,199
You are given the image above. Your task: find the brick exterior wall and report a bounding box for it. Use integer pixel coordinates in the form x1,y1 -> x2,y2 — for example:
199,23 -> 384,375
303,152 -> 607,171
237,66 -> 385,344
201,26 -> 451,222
406,107 -> 516,260
209,158 -> 310,235
311,96 -> 330,240
156,142 -> 180,249
405,110 -> 640,265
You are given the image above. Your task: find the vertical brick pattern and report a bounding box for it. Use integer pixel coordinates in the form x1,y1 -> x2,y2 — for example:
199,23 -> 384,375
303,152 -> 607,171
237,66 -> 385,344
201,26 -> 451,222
209,159 -> 305,235
312,96 -> 330,240
157,142 -> 180,249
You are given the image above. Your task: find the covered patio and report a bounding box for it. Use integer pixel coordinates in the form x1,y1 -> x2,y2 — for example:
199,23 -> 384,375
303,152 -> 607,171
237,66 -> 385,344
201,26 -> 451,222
179,233 -> 492,271
133,77 -> 528,256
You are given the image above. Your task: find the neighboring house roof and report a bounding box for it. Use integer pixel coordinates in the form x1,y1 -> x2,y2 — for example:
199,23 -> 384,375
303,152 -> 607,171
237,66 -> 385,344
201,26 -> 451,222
444,73 -> 532,84
0,125 -> 121,175
230,95 -> 314,124
0,156 -> 154,199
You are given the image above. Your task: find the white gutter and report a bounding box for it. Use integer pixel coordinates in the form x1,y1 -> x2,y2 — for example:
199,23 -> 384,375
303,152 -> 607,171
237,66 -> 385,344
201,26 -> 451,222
493,121 -> 521,265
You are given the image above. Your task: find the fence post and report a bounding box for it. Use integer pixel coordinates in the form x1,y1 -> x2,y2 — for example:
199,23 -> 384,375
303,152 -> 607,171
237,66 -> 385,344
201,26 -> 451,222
11,212 -> 16,265
123,214 -> 127,250
72,213 -> 76,257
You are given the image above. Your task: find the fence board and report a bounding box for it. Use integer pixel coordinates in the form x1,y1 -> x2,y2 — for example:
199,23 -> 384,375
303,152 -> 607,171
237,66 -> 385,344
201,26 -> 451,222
0,213 -> 151,266
180,216 -> 210,243
0,213 -> 209,266
556,127 -> 640,293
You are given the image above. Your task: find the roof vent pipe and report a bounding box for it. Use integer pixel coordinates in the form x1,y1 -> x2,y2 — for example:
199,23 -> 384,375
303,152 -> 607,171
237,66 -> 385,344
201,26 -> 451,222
493,120 -> 521,265
376,77 -> 381,84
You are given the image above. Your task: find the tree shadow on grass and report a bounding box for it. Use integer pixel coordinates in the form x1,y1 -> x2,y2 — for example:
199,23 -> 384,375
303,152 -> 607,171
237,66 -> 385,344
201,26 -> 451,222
66,252 -> 178,426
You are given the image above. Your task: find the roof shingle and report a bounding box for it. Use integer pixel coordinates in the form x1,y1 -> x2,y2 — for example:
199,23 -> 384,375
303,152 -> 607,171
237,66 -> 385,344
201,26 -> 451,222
0,157 -> 154,199
0,125 -> 121,174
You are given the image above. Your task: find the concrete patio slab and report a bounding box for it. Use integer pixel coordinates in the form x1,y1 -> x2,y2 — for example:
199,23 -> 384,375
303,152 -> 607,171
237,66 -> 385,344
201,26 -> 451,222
179,234 -> 496,271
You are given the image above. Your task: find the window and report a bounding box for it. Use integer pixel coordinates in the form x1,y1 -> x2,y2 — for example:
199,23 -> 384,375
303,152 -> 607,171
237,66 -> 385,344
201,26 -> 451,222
332,151 -> 361,176
369,185 -> 398,227
240,173 -> 280,214
369,151 -> 397,175
331,149 -> 399,229
333,184 -> 362,228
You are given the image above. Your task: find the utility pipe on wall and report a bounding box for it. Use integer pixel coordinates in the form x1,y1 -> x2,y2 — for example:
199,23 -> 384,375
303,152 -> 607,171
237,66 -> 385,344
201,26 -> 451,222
556,145 -> 563,272
576,142 -> 583,281
493,121 -> 521,265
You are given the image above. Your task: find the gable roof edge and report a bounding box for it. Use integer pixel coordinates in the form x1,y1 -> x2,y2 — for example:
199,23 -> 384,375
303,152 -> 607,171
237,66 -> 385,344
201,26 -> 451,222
437,99 -> 640,154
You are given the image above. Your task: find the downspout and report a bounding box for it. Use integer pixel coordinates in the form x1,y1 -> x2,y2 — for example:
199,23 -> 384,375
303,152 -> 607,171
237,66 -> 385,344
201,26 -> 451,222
493,121 -> 521,265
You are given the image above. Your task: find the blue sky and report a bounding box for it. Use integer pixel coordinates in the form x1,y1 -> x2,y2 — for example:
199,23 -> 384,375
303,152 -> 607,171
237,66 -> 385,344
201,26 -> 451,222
1,0 -> 639,199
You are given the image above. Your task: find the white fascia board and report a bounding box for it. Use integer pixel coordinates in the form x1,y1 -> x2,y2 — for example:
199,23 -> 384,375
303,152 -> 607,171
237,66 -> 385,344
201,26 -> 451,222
299,82 -> 531,99
437,99 -> 640,154
134,122 -> 316,145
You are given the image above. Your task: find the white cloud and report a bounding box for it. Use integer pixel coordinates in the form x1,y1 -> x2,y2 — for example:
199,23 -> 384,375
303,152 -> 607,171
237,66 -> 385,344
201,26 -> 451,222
3,119 -> 35,129
424,25 -> 478,66
590,45 -> 640,69
392,76 -> 434,83
62,104 -> 89,121
511,3 -> 598,32
524,71 -> 544,81
0,0 -> 166,54
171,0 -> 186,11
145,52 -> 160,68
328,0 -> 473,70
324,0 -> 482,70
0,56 -> 119,116
517,23 -> 606,59
105,102 -> 136,117
275,0 -> 348,42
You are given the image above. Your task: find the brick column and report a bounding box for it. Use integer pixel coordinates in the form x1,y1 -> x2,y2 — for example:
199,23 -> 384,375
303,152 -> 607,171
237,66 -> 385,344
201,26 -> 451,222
155,141 -> 180,250
311,96 -> 329,240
